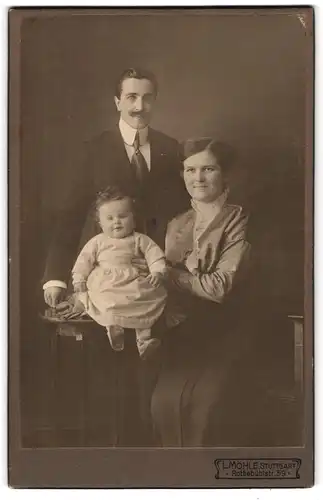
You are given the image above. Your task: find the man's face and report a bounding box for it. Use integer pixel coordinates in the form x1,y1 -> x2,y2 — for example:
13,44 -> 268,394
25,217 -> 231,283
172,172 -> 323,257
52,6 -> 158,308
114,78 -> 156,129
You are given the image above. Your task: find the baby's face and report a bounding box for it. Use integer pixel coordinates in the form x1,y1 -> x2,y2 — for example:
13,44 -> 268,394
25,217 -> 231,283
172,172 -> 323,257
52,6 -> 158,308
98,198 -> 135,239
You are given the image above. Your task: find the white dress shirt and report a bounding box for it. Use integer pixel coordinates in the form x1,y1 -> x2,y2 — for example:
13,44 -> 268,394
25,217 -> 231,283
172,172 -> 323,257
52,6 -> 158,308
43,119 -> 152,291
119,118 -> 151,170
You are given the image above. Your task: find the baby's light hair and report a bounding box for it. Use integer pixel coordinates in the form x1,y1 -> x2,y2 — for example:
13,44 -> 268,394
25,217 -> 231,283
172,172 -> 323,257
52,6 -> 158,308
94,187 -> 134,221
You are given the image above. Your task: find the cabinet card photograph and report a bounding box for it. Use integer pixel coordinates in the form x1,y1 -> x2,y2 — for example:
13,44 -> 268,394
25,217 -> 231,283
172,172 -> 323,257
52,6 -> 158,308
9,7 -> 314,488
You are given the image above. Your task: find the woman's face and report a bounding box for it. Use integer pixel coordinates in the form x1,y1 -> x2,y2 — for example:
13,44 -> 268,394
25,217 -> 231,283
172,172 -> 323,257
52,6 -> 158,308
183,149 -> 225,203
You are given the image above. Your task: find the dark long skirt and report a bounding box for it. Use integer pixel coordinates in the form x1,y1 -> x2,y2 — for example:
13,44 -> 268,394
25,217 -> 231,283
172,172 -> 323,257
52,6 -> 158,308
151,314 -> 251,447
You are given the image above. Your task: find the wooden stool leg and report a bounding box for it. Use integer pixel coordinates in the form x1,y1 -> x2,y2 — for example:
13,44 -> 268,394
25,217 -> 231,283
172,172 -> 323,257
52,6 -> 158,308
294,320 -> 304,393
79,335 -> 87,446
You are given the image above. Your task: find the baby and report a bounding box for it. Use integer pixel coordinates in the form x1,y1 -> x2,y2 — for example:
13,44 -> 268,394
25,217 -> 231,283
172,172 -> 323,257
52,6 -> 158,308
72,187 -> 167,359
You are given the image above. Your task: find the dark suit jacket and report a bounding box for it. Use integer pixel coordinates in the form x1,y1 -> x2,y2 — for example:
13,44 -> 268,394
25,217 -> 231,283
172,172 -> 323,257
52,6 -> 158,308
43,126 -> 189,284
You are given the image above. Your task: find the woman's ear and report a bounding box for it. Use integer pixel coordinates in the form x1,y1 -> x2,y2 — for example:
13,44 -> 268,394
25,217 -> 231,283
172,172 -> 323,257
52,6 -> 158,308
222,168 -> 231,188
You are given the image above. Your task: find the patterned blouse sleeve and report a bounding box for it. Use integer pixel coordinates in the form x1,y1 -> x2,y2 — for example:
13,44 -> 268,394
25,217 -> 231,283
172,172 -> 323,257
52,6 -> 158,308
171,211 -> 251,303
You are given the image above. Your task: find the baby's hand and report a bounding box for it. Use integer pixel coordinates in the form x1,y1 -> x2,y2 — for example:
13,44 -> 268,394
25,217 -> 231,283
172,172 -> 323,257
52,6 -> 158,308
74,292 -> 89,311
73,283 -> 89,310
147,272 -> 164,288
74,282 -> 87,294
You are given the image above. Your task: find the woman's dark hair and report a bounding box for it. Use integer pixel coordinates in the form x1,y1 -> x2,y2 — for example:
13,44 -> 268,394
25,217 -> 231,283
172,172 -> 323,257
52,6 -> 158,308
181,137 -> 236,175
94,186 -> 133,220
115,67 -> 158,99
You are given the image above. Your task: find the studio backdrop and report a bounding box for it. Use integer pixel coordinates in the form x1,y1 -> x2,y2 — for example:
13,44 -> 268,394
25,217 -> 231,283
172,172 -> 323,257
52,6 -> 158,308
18,10 -> 308,446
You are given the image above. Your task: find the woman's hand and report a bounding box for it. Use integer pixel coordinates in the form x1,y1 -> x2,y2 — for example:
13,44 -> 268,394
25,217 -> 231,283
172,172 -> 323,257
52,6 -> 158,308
166,266 -> 193,291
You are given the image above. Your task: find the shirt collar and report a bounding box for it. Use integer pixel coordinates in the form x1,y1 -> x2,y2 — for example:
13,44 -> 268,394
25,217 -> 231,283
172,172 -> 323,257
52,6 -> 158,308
191,188 -> 229,220
119,118 -> 149,146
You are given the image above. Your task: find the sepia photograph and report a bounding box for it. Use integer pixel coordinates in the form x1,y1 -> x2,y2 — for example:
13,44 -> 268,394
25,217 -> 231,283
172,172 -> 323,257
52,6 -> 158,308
9,7 -> 313,488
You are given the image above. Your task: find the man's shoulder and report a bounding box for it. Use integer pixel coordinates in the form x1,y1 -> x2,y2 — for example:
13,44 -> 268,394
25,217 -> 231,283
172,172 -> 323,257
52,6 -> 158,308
150,128 -> 179,149
87,127 -> 179,147
150,128 -> 177,141
87,128 -> 118,145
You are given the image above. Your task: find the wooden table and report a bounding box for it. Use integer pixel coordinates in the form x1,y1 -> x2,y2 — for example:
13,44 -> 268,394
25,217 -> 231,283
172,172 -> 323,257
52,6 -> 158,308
40,316 -> 154,447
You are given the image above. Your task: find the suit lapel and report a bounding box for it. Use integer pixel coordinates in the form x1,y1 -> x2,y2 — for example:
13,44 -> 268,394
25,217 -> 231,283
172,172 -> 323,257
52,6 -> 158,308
111,124 -> 132,165
148,128 -> 167,181
107,126 -> 137,186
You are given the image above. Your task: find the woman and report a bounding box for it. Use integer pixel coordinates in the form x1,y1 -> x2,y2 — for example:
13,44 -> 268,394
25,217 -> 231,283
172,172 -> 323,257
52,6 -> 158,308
151,137 -> 251,447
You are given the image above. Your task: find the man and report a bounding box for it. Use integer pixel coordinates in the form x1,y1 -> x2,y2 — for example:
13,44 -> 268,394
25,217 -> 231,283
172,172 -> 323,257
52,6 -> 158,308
43,67 -> 188,307
42,68 -> 189,446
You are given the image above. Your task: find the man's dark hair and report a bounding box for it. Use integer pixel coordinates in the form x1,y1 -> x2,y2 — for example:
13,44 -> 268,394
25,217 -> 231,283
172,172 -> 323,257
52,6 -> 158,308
115,68 -> 158,99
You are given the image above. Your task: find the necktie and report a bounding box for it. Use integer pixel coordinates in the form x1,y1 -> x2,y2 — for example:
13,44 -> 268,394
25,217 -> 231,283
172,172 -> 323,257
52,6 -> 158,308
130,132 -> 149,234
131,132 -> 149,184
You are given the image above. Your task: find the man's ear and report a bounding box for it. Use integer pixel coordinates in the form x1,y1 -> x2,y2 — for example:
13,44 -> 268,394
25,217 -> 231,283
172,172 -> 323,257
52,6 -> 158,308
114,96 -> 121,111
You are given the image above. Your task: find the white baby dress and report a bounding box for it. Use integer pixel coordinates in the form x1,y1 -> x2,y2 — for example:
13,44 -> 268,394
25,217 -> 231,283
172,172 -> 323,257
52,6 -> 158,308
72,232 -> 167,329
